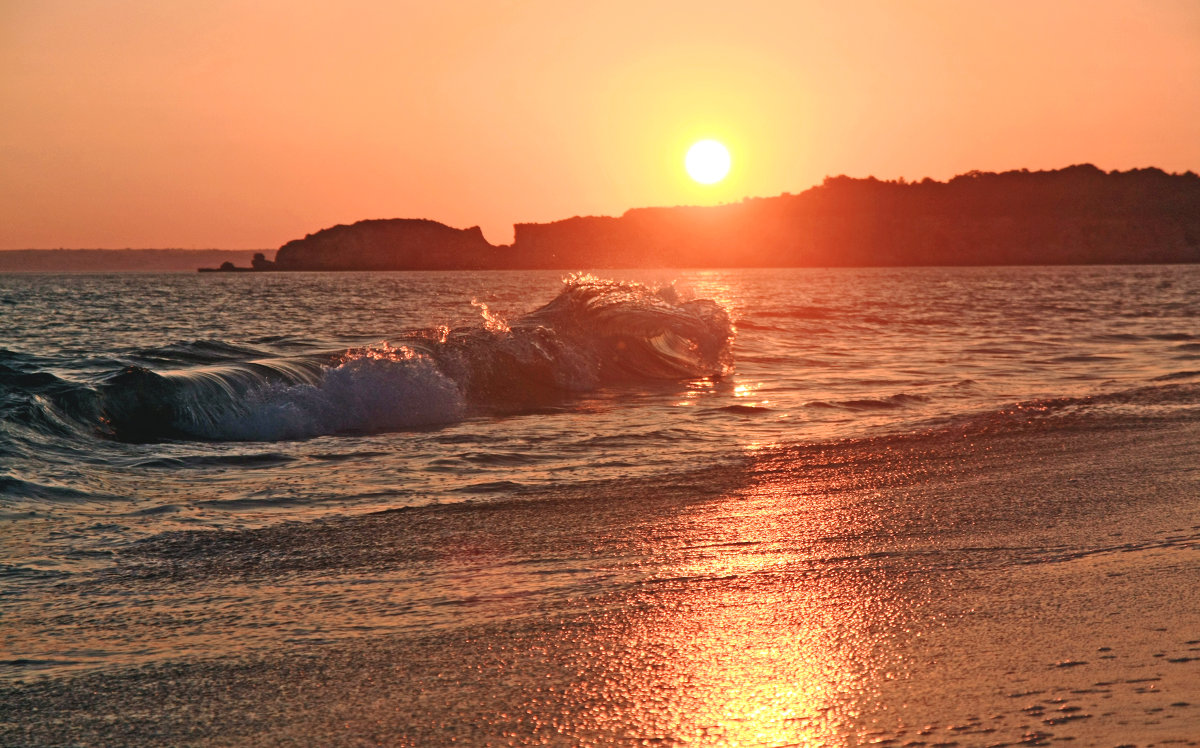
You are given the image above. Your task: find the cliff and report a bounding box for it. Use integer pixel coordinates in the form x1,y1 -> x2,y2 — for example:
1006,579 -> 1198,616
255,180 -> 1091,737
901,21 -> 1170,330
268,218 -> 508,271
244,165 -> 1200,271
514,165 -> 1200,267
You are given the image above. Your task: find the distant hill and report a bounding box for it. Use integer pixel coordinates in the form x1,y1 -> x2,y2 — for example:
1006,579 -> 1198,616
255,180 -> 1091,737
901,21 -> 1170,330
513,165 -> 1200,268
0,249 -> 262,273
249,165 -> 1200,271
271,219 -> 506,270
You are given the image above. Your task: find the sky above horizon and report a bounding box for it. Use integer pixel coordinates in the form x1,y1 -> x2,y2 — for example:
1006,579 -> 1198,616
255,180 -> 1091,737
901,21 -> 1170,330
3,0 -> 1199,249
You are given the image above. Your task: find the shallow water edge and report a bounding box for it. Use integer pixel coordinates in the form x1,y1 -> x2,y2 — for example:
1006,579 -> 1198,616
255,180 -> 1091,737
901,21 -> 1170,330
3,406 -> 1198,746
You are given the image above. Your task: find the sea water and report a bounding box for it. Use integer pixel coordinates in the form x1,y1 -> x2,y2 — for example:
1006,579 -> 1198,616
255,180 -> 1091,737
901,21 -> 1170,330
2,265 -> 1199,718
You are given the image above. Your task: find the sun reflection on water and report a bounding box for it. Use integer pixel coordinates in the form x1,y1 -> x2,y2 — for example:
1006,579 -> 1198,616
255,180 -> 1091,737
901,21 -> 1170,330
561,466 -> 925,746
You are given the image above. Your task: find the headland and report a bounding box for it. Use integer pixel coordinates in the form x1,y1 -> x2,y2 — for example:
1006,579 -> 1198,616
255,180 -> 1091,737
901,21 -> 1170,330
204,164 -> 1200,271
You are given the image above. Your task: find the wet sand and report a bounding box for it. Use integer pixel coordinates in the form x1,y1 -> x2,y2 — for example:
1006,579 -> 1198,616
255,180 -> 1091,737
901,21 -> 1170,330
2,415 -> 1199,746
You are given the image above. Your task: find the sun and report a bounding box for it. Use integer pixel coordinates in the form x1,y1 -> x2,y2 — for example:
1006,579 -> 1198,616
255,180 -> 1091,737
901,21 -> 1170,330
685,139 -> 731,184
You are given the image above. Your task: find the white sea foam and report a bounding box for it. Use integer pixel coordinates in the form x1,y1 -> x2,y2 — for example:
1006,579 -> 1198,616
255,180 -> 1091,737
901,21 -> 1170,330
180,344 -> 465,441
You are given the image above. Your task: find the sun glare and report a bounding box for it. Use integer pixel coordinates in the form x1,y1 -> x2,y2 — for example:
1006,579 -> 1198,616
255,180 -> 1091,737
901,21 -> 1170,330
685,139 -> 731,185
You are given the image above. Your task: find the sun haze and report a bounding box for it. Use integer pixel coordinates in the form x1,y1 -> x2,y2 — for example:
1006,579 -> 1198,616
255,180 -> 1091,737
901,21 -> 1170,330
1,0 -> 1199,249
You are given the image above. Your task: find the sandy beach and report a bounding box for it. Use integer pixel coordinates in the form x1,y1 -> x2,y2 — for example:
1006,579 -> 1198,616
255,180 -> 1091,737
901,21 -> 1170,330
4,407 -> 1197,747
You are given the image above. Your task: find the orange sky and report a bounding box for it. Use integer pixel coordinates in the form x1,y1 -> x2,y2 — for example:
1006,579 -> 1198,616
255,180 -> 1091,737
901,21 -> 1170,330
2,0 -> 1199,249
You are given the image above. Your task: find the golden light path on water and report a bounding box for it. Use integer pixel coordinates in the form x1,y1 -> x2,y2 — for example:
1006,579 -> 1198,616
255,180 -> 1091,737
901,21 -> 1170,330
533,457 -> 937,746
630,272 -> 922,743
616,500 -> 863,745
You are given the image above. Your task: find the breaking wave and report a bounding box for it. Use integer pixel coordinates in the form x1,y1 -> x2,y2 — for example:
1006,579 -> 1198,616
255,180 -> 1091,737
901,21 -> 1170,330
1,276 -> 734,443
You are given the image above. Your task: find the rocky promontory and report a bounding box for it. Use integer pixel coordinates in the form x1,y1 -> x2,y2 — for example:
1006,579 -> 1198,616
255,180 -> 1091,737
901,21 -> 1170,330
204,165 -> 1200,271
261,219 -> 507,271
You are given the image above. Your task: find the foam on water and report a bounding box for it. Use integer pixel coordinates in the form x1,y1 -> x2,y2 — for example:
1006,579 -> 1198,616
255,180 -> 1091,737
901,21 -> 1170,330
86,275 -> 734,442
164,344 -> 466,441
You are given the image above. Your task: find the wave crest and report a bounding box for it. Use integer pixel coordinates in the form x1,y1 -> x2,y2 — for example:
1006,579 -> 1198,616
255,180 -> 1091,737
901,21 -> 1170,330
91,277 -> 733,442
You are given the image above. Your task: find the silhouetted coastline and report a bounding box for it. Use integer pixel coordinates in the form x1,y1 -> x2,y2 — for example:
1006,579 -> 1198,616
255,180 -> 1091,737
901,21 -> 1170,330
206,164 -> 1200,272
0,250 -> 261,274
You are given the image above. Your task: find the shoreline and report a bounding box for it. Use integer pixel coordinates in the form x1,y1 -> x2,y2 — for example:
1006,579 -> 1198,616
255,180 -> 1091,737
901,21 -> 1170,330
3,411 -> 1198,745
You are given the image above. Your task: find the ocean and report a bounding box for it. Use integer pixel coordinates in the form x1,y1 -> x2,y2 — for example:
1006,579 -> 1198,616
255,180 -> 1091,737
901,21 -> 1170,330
2,266 -> 1198,746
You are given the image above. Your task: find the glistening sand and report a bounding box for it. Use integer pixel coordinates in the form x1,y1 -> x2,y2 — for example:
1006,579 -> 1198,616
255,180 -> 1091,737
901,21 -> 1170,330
3,410 -> 1197,746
